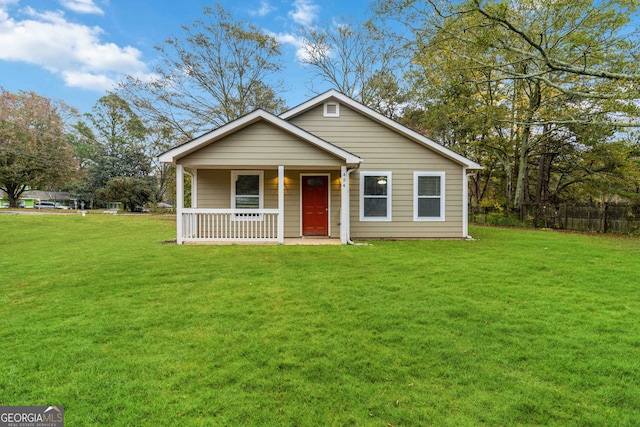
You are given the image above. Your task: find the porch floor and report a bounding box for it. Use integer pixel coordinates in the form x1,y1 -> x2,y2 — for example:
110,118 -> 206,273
181,237 -> 341,246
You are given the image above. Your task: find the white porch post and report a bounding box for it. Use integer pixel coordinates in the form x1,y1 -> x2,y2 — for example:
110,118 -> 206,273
176,163 -> 184,245
278,165 -> 285,244
340,165 -> 348,244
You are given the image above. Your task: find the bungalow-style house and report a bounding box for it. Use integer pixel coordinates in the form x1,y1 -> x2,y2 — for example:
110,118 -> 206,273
0,190 -> 76,208
159,90 -> 482,244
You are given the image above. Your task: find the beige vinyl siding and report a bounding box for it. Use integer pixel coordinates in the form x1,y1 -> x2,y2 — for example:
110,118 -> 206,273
197,169 -> 280,209
197,169 -> 341,238
179,121 -> 344,167
196,170 -> 230,208
290,103 -> 465,238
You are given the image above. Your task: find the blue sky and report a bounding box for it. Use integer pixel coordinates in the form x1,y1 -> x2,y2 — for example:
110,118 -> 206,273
0,0 -> 375,115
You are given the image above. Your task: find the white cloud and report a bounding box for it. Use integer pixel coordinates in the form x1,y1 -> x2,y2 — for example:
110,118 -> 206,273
288,0 -> 319,27
0,6 -> 151,92
271,31 -> 324,63
271,32 -> 305,61
249,0 -> 275,17
273,32 -> 302,47
59,0 -> 104,15
61,70 -> 114,90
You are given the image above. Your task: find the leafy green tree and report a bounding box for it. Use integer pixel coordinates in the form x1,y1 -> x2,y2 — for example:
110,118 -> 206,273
119,4 -> 286,140
146,124 -> 180,205
375,0 -> 640,212
375,0 -> 640,114
67,120 -> 101,170
89,94 -> 149,178
72,94 -> 151,207
0,89 -> 77,207
99,176 -> 154,212
466,0 -> 640,108
560,139 -> 640,204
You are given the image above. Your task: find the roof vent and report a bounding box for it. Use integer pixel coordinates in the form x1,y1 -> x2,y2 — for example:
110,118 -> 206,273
324,102 -> 340,117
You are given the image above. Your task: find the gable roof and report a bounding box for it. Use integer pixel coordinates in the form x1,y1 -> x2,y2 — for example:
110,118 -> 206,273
280,90 -> 483,170
158,109 -> 363,165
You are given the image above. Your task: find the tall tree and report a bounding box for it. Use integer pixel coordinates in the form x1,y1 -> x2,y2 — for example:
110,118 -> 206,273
0,89 -> 77,207
375,0 -> 640,211
375,0 -> 640,116
146,123 -> 180,204
119,4 -> 286,140
299,19 -> 407,118
466,0 -> 640,108
72,94 -> 152,207
88,94 -> 150,179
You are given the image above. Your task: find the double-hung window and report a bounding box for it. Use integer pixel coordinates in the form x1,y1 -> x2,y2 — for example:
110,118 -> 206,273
360,171 -> 392,221
414,172 -> 445,221
231,170 -> 263,219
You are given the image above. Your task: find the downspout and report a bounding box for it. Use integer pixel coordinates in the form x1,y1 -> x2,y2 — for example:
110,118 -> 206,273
346,163 -> 361,245
464,170 -> 475,240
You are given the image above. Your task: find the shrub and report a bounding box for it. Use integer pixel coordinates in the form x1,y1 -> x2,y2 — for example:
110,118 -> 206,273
485,211 -> 530,227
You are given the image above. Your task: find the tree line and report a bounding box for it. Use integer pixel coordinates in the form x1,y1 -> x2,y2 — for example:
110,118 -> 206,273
2,1 -> 639,216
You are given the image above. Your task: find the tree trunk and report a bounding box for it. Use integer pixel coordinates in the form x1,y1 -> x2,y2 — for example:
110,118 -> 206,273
513,80 -> 541,211
4,183 -> 25,208
513,141 -> 530,211
535,128 -> 555,209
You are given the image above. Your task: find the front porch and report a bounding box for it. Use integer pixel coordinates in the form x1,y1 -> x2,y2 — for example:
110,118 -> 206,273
175,164 -> 354,245
159,109 -> 364,245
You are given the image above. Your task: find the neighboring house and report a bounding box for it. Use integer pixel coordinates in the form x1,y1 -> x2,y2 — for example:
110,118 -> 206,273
0,190 -> 75,208
159,90 -> 482,244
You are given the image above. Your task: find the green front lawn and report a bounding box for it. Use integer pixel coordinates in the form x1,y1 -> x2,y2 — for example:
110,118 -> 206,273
1,214 -> 639,426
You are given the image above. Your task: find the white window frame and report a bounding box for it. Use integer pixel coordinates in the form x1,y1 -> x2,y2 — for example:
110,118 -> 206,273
231,170 -> 264,220
323,102 -> 340,117
360,171 -> 392,222
414,172 -> 445,221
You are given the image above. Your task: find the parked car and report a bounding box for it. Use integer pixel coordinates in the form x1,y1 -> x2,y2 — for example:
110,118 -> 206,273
34,201 -> 56,209
54,203 -> 70,210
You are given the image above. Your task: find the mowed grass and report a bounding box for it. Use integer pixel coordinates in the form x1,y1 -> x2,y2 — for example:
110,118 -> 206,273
1,214 -> 640,426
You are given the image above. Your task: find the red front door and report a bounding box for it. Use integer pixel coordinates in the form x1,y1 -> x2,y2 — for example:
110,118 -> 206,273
302,175 -> 329,236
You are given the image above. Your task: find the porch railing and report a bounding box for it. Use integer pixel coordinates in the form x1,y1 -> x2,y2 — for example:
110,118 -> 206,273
180,208 -> 281,242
